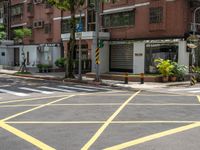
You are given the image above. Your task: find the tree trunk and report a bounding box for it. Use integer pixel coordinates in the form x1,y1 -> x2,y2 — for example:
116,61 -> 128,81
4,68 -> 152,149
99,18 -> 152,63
65,6 -> 76,78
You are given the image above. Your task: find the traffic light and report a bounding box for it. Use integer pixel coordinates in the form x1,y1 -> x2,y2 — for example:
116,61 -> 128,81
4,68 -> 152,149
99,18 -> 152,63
98,40 -> 104,48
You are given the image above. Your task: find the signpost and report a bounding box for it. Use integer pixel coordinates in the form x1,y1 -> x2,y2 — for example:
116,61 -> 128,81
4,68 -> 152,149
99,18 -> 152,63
76,10 -> 83,81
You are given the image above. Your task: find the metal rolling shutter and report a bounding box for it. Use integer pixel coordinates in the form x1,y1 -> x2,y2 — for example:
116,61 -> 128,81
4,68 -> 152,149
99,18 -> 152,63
110,44 -> 133,72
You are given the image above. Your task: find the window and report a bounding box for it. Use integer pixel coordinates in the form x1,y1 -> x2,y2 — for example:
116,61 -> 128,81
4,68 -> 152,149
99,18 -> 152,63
27,3 -> 33,13
44,23 -> 52,34
103,11 -> 135,28
11,4 -> 23,16
149,7 -> 163,24
44,0 -> 53,8
62,18 -> 85,33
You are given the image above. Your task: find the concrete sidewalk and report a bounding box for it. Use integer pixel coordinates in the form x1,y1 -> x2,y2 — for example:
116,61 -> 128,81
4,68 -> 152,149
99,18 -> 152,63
0,69 -> 192,90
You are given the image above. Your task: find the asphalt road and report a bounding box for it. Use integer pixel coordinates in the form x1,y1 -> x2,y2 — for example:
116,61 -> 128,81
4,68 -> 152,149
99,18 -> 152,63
0,74 -> 200,150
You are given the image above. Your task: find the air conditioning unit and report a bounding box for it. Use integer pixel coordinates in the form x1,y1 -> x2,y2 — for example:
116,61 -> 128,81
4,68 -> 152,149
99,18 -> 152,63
34,0 -> 43,4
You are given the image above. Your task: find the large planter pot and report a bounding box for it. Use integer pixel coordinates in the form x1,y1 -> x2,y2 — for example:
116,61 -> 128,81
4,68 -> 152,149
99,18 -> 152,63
162,76 -> 169,82
170,76 -> 177,82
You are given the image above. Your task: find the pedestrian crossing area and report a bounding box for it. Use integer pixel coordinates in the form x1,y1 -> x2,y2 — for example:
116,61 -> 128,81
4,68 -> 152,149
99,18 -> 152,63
168,87 -> 200,94
0,84 -> 111,97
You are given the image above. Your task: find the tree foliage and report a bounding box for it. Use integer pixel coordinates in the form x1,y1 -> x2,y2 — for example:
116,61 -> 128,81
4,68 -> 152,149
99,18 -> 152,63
0,24 -> 6,40
14,28 -> 32,42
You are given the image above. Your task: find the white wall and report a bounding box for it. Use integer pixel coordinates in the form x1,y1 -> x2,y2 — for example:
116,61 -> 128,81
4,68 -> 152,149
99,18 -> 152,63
0,46 -> 14,66
91,40 -> 109,73
133,42 -> 145,74
52,47 -> 61,67
178,41 -> 189,67
20,45 -> 37,67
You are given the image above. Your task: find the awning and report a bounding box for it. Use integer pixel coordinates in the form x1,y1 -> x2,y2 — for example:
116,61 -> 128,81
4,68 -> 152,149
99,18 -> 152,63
101,2 -> 149,15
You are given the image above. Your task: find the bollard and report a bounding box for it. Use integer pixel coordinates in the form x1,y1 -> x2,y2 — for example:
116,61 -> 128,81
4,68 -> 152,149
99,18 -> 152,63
124,72 -> 128,84
140,73 -> 144,84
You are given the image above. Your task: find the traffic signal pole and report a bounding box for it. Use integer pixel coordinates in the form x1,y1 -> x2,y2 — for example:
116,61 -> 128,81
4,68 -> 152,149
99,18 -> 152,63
95,0 -> 100,82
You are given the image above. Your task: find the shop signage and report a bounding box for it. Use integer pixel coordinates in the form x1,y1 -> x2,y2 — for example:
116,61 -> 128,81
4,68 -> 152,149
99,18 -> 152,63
135,53 -> 143,56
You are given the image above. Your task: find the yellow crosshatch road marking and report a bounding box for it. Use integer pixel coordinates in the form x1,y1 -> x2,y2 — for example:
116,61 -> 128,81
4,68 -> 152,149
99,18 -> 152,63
0,122 -> 56,150
0,95 -> 75,150
104,122 -> 200,150
5,121 -> 200,124
0,103 -> 200,108
0,94 -> 72,105
81,91 -> 141,150
197,96 -> 200,103
1,95 -> 75,122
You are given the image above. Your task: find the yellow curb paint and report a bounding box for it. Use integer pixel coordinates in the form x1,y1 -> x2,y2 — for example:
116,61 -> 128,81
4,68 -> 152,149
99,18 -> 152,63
1,95 -> 75,122
197,96 -> 200,103
104,122 -> 200,150
0,122 -> 56,150
0,94 -> 71,105
5,121 -> 199,124
81,91 -> 141,150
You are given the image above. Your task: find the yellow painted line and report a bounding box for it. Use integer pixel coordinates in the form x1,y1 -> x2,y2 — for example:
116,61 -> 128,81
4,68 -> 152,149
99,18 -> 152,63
0,103 -> 200,108
5,121 -> 198,124
197,96 -> 200,103
0,104 -> 39,108
0,122 -> 56,150
1,95 -> 75,122
129,103 -> 200,106
0,94 -> 72,105
6,121 -> 105,124
81,91 -> 141,150
104,122 -> 200,150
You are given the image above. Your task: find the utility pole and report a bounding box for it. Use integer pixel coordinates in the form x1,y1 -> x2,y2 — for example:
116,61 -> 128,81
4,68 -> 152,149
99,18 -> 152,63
78,10 -> 83,81
190,7 -> 200,86
95,0 -> 100,82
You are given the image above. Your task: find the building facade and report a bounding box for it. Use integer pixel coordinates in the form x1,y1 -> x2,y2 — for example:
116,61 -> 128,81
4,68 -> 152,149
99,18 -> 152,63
1,0 -> 200,73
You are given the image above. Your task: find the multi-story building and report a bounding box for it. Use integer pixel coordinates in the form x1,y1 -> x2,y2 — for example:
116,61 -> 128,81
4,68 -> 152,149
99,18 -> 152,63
2,0 -> 200,74
9,0 -> 62,68
61,0 -> 200,74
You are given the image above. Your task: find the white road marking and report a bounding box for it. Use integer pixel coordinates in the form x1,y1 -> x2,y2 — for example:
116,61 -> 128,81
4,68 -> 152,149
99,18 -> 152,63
19,87 -> 54,94
169,88 -> 200,92
59,85 -> 96,92
39,86 -> 75,92
75,85 -> 110,90
189,90 -> 200,93
0,89 -> 28,97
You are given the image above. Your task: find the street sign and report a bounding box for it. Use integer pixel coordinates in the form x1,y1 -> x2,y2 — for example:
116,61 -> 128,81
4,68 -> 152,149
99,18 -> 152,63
76,23 -> 83,32
98,40 -> 104,48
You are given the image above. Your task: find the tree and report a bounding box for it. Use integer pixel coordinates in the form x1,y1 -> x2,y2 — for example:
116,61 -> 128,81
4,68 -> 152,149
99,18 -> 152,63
48,0 -> 117,78
13,28 -> 32,73
0,24 -> 6,40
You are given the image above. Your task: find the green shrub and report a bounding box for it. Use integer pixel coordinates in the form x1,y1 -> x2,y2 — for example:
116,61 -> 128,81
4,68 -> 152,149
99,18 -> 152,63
37,64 -> 43,69
154,58 -> 174,77
55,58 -> 66,68
171,62 -> 188,81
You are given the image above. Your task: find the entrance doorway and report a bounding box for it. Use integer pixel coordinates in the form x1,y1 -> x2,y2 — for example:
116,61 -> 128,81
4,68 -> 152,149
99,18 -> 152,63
14,48 -> 20,66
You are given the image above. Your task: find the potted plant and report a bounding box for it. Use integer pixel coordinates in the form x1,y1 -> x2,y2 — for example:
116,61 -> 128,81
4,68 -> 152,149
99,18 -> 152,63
154,58 -> 174,82
37,64 -> 43,73
171,62 -> 188,81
